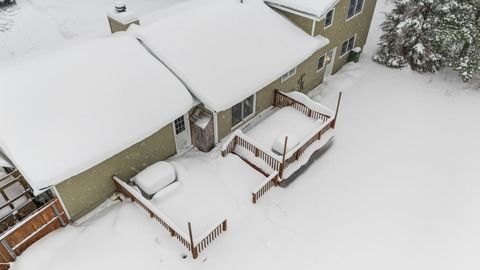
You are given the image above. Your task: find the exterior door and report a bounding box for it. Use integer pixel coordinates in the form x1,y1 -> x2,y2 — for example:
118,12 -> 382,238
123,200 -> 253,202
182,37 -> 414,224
173,114 -> 191,154
324,47 -> 336,80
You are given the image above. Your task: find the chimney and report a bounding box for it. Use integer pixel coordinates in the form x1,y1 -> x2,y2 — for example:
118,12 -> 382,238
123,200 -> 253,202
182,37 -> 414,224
107,1 -> 139,34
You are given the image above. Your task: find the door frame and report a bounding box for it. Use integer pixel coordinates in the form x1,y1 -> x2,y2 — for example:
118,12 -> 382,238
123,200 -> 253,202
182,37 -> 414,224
324,46 -> 337,80
172,113 -> 192,155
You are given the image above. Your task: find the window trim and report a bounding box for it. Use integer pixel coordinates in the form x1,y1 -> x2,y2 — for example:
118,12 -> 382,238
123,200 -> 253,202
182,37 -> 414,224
340,34 -> 357,58
280,67 -> 297,83
231,94 -> 256,130
324,8 -> 335,29
345,0 -> 365,22
316,53 -> 327,73
174,115 -> 186,135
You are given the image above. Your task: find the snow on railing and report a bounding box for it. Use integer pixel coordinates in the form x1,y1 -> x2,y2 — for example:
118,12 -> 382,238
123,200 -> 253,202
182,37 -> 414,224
222,130 -> 282,173
113,176 -> 228,259
192,218 -> 227,257
252,172 -> 279,204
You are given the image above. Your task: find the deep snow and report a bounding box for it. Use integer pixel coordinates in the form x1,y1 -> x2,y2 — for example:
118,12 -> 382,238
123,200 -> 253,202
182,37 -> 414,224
0,0 -> 186,61
8,0 -> 480,269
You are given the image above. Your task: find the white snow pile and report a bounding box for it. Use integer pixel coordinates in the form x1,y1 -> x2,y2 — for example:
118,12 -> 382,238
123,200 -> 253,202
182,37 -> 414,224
264,0 -> 339,19
0,34 -> 193,191
136,0 -> 327,112
132,161 -> 176,196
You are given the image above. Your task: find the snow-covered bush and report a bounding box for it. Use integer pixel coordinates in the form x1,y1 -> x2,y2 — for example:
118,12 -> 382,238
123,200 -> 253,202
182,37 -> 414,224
374,0 -> 479,82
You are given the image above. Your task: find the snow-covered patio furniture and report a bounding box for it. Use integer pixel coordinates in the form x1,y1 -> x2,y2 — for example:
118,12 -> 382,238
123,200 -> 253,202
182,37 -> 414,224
131,161 -> 176,199
222,90 -> 341,203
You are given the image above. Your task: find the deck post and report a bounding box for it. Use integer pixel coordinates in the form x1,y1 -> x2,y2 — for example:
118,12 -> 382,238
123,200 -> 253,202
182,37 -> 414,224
1,239 -> 15,261
222,220 -> 227,231
51,202 -> 66,227
332,92 -> 342,129
279,136 -> 288,179
188,222 -> 198,259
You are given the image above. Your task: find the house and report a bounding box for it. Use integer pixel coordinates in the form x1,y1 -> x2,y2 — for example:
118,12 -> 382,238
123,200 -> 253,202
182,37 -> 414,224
0,0 -> 376,230
0,34 -> 194,221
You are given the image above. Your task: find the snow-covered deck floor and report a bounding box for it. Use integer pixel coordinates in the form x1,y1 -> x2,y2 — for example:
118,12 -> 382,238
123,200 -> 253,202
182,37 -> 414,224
244,106 -> 323,155
148,151 -> 265,234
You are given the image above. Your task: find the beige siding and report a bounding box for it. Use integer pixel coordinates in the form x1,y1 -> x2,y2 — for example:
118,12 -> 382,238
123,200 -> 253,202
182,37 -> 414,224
107,17 -> 140,34
275,0 -> 377,74
273,8 -> 314,34
314,0 -> 377,73
56,124 -> 177,220
216,49 -> 327,141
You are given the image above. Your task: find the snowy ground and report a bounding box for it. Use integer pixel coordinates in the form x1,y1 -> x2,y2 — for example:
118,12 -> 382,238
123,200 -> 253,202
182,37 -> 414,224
148,152 -> 265,234
245,106 -> 320,153
8,0 -> 480,269
0,0 -> 185,61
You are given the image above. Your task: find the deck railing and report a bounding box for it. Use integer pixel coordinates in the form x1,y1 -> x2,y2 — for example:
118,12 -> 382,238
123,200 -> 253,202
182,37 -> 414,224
252,172 -> 279,204
222,90 -> 341,200
113,176 -> 227,259
273,90 -> 331,122
0,196 -> 69,268
221,130 -> 281,172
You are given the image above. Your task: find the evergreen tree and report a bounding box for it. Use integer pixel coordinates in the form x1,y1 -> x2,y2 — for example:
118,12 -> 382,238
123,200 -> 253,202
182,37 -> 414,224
374,0 -> 442,73
437,0 -> 480,82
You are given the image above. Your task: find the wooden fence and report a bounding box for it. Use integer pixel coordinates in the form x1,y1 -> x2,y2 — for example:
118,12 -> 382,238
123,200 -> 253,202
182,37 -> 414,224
252,173 -> 279,204
273,90 -> 332,122
222,91 -> 341,201
222,133 -> 281,172
0,198 -> 68,269
114,177 -> 227,259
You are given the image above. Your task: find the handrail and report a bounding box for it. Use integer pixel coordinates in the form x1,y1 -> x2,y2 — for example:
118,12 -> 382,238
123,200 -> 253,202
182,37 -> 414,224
0,170 -> 18,183
0,189 -> 31,212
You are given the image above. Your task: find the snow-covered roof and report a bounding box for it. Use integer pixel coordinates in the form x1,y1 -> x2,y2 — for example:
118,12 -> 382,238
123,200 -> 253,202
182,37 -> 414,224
264,0 -> 340,19
136,0 -> 326,112
0,35 -> 194,191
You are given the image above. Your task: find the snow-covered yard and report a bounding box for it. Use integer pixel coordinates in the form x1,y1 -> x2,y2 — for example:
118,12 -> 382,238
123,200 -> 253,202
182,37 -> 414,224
145,152 -> 265,234
5,0 -> 480,269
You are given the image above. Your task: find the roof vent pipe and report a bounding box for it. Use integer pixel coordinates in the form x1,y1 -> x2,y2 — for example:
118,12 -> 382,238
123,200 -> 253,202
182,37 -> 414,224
115,1 -> 127,13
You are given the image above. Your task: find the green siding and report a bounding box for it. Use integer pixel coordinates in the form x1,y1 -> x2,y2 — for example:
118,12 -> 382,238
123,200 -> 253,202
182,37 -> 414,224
314,0 -> 377,73
56,124 -> 177,221
216,49 -> 327,141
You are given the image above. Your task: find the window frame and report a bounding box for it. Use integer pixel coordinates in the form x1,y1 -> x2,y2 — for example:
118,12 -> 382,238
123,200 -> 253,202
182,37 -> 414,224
231,94 -> 256,129
324,8 -> 335,29
346,0 -> 365,21
316,54 -> 326,72
340,34 -> 357,57
280,67 -> 297,83
174,116 -> 186,135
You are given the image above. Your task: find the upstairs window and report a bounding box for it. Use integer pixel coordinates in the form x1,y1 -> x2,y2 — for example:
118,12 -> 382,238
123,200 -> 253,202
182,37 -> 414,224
347,0 -> 364,20
281,67 -> 297,83
232,95 -> 255,127
324,9 -> 335,28
341,35 -> 356,56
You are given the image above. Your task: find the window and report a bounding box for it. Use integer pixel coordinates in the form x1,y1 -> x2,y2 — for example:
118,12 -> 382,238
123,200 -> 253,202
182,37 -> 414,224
281,67 -> 297,83
317,54 -> 326,71
174,116 -> 186,134
340,35 -> 356,56
232,95 -> 254,127
324,9 -> 334,28
347,0 -> 364,19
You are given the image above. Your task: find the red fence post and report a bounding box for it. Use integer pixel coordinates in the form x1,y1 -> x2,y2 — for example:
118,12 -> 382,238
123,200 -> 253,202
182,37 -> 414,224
332,92 -> 342,129
279,136 -> 288,179
222,220 -> 227,231
188,222 -> 198,259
